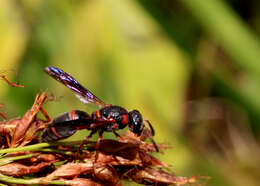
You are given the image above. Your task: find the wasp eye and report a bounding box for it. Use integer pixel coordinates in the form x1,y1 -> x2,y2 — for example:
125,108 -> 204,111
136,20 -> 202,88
128,110 -> 144,136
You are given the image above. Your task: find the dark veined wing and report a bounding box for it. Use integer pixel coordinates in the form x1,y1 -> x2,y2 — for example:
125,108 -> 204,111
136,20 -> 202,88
45,66 -> 106,107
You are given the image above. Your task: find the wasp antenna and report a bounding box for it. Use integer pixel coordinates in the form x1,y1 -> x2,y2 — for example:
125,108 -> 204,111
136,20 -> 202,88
145,120 -> 155,136
149,136 -> 159,152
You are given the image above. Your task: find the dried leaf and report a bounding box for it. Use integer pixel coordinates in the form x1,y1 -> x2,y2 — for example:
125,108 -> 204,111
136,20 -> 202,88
0,162 -> 53,176
7,152 -> 58,163
10,92 -> 47,147
95,152 -> 141,166
46,162 -> 93,179
130,167 -> 194,185
27,153 -> 58,163
121,131 -> 170,152
63,178 -> 102,186
0,119 -> 20,137
0,93 -> 202,185
19,119 -> 46,147
94,166 -> 121,185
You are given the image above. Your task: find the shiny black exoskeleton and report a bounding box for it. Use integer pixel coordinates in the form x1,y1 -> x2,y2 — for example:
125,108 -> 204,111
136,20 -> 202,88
42,110 -> 91,142
41,66 -> 158,151
42,106 -> 145,142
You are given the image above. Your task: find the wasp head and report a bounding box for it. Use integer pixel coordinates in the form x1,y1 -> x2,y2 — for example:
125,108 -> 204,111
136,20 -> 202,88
128,110 -> 144,136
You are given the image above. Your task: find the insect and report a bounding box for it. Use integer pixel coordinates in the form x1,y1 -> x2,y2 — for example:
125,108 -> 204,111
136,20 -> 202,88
42,66 -> 158,152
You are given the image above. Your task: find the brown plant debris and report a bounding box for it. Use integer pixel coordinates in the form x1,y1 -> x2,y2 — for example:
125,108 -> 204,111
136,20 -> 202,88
0,72 -> 24,121
0,92 -> 203,185
0,73 -> 24,88
8,92 -> 48,148
0,104 -> 7,120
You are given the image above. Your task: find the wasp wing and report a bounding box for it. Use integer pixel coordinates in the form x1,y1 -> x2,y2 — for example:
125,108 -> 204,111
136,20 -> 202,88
45,66 -> 105,107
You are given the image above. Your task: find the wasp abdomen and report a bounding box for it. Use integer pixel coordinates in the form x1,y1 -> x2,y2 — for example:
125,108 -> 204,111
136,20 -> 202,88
42,123 -> 77,142
42,110 -> 92,142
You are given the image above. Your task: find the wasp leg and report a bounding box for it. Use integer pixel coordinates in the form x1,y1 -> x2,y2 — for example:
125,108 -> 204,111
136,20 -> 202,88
76,129 -> 97,160
79,129 -> 97,151
96,130 -> 104,150
113,131 -> 123,140
149,136 -> 159,152
94,130 -> 104,163
145,119 -> 155,136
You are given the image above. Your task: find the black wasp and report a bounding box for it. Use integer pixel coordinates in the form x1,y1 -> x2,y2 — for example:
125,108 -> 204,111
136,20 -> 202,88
42,66 -> 158,152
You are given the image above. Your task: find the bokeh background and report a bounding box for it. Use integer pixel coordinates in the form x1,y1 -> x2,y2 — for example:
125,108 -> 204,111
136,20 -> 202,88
1,0 -> 260,185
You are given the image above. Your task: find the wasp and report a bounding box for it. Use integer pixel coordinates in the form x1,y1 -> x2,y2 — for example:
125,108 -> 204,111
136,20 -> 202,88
42,66 -> 158,152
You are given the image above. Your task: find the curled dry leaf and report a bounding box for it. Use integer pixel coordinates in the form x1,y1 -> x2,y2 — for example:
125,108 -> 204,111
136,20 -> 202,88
93,139 -> 169,168
0,119 -> 20,147
63,178 -> 102,186
0,92 -> 49,148
46,162 -> 93,179
120,130 -> 171,152
10,92 -> 47,147
29,153 -> 58,163
19,119 -> 46,147
10,152 -> 59,163
9,152 -> 59,166
0,119 -> 20,136
0,162 -> 54,176
93,165 -> 121,185
130,167 -> 195,185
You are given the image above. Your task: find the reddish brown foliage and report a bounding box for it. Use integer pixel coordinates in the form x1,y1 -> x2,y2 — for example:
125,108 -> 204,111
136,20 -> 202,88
0,93 -> 202,185
0,162 -> 54,176
0,92 -> 49,149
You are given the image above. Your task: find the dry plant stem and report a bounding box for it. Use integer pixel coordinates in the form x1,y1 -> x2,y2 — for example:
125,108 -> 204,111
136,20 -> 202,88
0,72 -> 24,125
0,104 -> 6,120
0,113 -> 6,120
10,92 -> 47,147
0,75 -> 24,88
39,106 -> 51,122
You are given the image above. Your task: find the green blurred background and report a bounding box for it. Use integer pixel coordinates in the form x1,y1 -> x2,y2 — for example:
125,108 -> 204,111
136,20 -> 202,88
1,0 -> 260,185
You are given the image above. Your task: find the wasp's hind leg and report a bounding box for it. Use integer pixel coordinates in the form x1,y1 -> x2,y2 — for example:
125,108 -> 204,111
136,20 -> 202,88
79,129 -> 97,152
